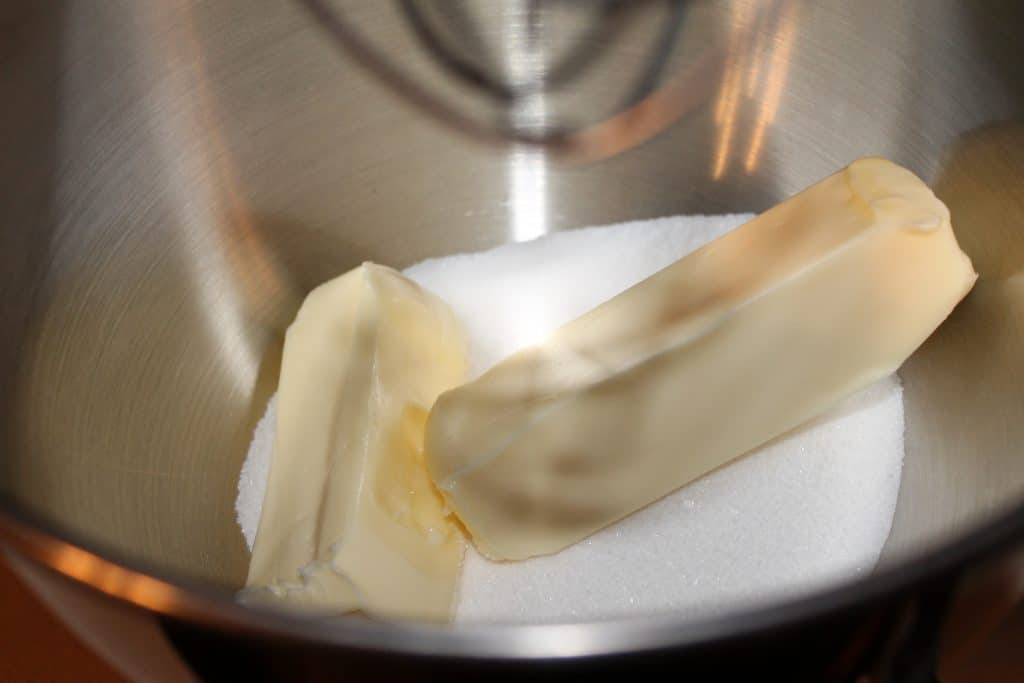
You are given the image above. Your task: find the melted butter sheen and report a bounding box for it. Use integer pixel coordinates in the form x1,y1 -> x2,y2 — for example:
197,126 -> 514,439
376,406 -> 455,544
242,264 -> 468,621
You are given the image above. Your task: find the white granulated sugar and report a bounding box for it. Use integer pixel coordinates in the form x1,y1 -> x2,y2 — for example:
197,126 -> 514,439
405,214 -> 756,376
236,395 -> 276,549
236,214 -> 905,624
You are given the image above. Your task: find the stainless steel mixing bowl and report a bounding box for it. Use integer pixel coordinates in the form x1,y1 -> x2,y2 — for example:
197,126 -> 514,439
2,1 -> 1023,680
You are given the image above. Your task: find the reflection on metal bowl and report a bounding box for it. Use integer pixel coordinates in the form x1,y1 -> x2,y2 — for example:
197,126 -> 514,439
1,0 -> 1023,679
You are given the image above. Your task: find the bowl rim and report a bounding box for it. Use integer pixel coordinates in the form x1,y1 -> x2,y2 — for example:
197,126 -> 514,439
2,492 -> 1023,659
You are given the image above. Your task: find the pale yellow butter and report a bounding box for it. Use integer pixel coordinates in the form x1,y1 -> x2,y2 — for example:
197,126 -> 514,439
425,158 -> 977,561
243,263 -> 468,621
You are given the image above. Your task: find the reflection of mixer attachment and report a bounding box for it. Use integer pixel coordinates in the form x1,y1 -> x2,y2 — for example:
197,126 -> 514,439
296,0 -> 782,161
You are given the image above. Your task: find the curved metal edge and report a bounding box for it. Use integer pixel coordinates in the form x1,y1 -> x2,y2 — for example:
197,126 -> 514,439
2,493 -> 1024,661
295,0 -> 780,163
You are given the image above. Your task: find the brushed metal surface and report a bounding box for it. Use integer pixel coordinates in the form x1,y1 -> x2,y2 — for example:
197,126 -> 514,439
0,0 -> 1022,649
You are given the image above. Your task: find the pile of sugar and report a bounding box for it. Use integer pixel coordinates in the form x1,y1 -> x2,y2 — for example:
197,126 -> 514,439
235,214 -> 905,624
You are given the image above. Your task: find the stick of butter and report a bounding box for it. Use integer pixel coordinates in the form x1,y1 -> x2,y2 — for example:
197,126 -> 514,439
425,158 -> 977,562
242,263 -> 468,621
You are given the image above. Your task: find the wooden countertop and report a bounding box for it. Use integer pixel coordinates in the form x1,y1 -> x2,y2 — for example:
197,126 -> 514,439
0,557 -> 127,682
